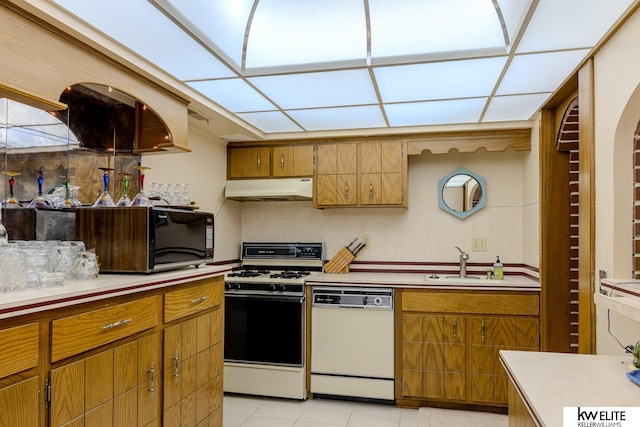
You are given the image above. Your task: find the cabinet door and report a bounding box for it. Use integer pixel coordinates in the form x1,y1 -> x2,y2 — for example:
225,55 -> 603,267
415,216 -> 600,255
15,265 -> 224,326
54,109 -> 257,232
228,147 -> 270,178
0,377 -> 39,427
469,317 -> 495,403
358,142 -> 405,206
272,145 -> 314,177
442,316 -> 465,400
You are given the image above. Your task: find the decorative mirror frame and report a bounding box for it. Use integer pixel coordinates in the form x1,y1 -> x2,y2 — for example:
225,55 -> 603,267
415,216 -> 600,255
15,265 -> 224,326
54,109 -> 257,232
438,167 -> 486,219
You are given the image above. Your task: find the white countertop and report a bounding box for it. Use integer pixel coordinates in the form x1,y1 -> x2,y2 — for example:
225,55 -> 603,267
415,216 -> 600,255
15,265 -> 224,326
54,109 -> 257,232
0,264 -> 230,320
500,350 -> 640,427
306,272 -> 540,291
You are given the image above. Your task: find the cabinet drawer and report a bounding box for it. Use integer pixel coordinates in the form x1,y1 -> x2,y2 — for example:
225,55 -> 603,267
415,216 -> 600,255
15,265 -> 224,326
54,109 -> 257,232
0,323 -> 39,378
402,291 -> 539,316
51,296 -> 159,362
164,278 -> 223,323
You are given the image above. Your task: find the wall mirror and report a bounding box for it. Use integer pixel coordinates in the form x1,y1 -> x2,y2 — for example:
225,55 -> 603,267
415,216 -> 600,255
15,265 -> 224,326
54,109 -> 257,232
438,168 -> 486,219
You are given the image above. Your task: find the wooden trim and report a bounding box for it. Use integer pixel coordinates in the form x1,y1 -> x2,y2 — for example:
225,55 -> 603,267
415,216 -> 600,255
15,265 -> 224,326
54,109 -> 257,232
578,59 -> 596,354
227,128 -> 531,155
539,108 -> 572,352
0,82 -> 67,111
401,290 -> 539,316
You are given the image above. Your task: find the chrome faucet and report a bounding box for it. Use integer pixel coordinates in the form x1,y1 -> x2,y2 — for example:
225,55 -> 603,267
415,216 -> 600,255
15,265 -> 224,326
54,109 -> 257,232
454,246 -> 469,278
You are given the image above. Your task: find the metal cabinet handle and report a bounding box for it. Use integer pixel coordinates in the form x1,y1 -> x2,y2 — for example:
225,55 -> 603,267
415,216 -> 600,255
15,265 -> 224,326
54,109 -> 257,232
453,320 -> 458,342
369,181 -> 373,199
280,154 -> 285,169
257,154 -> 261,170
102,318 -> 132,330
172,351 -> 179,384
481,320 -> 485,343
344,182 -> 349,198
148,362 -> 155,398
191,296 -> 208,305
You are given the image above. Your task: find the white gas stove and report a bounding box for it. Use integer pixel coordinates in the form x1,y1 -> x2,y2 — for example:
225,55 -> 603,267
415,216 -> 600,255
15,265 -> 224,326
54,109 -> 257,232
223,242 -> 324,400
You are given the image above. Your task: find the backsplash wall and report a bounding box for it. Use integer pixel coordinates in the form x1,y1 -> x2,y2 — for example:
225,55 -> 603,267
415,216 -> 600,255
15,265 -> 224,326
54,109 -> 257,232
239,149 -> 533,268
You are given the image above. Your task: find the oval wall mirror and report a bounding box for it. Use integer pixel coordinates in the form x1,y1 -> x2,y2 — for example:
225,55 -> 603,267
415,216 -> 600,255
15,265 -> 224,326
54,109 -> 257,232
438,168 -> 486,219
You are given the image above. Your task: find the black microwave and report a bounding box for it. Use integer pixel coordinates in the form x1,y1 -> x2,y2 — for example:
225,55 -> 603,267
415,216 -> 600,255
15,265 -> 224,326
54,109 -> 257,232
76,207 -> 214,273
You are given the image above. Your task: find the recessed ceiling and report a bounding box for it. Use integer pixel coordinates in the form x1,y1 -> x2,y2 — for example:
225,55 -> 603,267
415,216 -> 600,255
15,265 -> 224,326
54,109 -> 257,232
45,0 -> 638,138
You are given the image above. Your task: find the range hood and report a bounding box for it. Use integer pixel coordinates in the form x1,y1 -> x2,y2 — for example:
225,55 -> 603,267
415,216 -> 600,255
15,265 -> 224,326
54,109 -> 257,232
225,178 -> 313,201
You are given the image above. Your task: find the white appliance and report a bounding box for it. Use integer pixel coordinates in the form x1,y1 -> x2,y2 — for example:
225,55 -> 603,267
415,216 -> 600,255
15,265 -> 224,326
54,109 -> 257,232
224,242 -> 324,400
224,178 -> 312,201
310,287 -> 395,401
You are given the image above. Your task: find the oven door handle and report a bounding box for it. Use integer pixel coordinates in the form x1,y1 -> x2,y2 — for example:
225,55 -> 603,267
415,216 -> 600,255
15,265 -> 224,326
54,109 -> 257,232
225,294 -> 305,304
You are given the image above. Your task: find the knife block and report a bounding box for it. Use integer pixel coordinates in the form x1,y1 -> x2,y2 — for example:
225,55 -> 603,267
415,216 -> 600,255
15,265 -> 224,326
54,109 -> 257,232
323,246 -> 356,274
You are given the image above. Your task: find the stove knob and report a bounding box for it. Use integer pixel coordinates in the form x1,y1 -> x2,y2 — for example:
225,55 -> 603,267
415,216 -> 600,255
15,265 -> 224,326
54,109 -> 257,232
278,284 -> 286,292
374,296 -> 383,306
269,284 -> 277,291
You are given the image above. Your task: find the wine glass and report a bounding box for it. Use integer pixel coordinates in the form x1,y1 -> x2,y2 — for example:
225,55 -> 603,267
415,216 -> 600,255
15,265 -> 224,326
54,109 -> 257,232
1,171 -> 22,208
116,173 -> 132,207
130,166 -> 152,207
179,183 -> 191,206
27,169 -> 50,208
92,167 -> 115,207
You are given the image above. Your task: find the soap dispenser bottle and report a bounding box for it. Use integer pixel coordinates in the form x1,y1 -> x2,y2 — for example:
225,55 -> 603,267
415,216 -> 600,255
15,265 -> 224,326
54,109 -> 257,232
493,256 -> 504,280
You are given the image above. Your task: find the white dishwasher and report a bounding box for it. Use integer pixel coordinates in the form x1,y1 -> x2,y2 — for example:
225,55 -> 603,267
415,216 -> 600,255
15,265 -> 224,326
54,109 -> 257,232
310,286 -> 394,402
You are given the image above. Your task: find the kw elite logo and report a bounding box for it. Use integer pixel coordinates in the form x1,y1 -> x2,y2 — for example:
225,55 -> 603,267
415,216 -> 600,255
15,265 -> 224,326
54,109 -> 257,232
564,407 -> 640,427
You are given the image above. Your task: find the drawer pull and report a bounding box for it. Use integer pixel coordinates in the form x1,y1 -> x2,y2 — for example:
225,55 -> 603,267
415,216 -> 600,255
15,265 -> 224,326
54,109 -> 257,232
148,362 -> 155,398
172,351 -> 179,384
481,320 -> 485,343
453,320 -> 458,342
191,296 -> 208,305
102,318 -> 132,331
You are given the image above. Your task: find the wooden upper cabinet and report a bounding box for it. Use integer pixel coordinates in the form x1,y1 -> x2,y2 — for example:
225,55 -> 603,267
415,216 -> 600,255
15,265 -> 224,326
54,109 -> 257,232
272,145 -> 314,177
314,143 -> 358,207
228,147 -> 271,178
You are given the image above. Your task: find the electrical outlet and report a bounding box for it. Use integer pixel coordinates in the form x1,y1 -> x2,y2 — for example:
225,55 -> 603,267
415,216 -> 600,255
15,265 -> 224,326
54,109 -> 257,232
362,235 -> 371,249
471,238 -> 487,252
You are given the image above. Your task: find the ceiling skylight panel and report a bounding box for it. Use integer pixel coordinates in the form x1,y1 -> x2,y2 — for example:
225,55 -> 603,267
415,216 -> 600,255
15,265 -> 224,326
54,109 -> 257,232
248,70 -> 378,110
236,111 -> 303,133
287,106 -> 386,131
369,0 -> 506,62
384,98 -> 487,127
374,57 -> 507,103
516,0 -> 636,53
245,0 -> 366,72
51,0 -> 235,81
496,50 -> 590,95
483,93 -> 551,122
155,0 -> 254,70
495,0 -> 534,49
187,79 -> 276,113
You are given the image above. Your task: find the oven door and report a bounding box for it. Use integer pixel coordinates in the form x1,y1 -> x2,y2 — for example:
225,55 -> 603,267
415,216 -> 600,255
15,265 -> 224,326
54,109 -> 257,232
225,293 -> 305,367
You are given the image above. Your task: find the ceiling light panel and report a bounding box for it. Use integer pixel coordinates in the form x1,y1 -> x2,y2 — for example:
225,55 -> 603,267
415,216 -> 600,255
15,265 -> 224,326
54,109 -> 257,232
497,50 -> 590,95
483,93 -> 551,122
495,0 -> 534,48
374,57 -> 508,103
51,0 -> 235,81
245,0 -> 366,72
236,111 -> 303,133
384,98 -> 487,127
286,106 -> 387,131
249,70 -> 378,110
369,0 -> 506,62
187,79 -> 275,113
156,0 -> 255,70
516,0 -> 636,53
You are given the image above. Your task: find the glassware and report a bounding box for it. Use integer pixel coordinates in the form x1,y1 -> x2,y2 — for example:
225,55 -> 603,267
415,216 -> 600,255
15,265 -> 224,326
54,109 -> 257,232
179,183 -> 191,206
116,173 -> 132,207
27,169 -> 50,208
1,171 -> 22,208
0,213 -> 7,245
92,167 -> 115,207
130,166 -> 153,207
0,245 -> 26,292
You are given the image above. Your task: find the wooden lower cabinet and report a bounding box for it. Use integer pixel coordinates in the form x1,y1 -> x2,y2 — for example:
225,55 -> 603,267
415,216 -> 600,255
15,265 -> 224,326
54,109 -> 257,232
0,275 -> 224,427
398,289 -> 539,408
50,332 -> 159,427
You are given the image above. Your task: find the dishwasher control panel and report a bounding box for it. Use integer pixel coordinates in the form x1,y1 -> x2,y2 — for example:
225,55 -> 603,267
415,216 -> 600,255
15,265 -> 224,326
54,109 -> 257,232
312,286 -> 393,309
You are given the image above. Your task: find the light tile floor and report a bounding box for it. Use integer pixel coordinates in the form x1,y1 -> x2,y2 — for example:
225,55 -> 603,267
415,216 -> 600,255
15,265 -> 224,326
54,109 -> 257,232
223,394 -> 419,427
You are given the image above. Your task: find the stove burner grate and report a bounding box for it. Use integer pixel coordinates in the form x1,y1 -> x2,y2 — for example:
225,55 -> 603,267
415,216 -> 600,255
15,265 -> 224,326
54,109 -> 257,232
269,270 -> 311,279
227,269 -> 270,278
